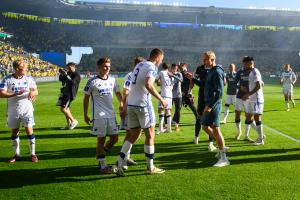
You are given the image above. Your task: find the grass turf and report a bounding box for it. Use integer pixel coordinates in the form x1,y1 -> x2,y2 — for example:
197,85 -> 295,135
0,79 -> 299,200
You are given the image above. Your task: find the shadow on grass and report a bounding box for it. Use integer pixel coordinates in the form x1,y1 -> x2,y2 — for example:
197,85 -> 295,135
263,109 -> 283,113
0,165 -> 119,189
0,131 -> 95,141
0,140 -> 299,187
0,126 -> 92,135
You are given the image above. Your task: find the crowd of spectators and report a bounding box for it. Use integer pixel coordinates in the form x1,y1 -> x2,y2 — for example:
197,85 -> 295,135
1,14 -> 300,75
0,41 -> 59,78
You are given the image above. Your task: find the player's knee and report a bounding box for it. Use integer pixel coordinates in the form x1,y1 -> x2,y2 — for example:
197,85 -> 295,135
60,106 -> 67,113
110,135 -> 119,144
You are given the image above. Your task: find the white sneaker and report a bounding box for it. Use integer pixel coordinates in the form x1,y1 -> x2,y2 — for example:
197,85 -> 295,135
156,129 -> 166,135
115,167 -> 126,177
215,146 -> 229,159
235,132 -> 241,140
286,108 -> 290,112
252,139 -> 264,146
62,124 -> 70,130
213,158 -> 230,167
69,119 -> 78,130
220,120 -> 226,124
193,136 -> 199,144
147,166 -> 165,175
208,143 -> 217,152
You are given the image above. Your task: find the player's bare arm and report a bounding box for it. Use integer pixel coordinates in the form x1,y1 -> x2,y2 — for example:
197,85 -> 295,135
83,94 -> 91,125
145,77 -> 167,108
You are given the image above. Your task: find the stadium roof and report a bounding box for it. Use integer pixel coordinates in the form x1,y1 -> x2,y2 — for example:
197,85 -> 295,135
73,1 -> 300,17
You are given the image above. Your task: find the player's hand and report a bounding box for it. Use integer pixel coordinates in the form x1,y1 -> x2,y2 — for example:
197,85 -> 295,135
242,94 -> 249,100
184,72 -> 194,80
119,105 -> 127,118
161,98 -> 168,108
15,89 -> 27,96
167,71 -> 173,77
28,91 -> 36,102
204,106 -> 212,113
84,115 -> 92,125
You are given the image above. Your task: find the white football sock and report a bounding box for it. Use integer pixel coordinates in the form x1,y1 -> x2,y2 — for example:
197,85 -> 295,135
144,145 -> 154,170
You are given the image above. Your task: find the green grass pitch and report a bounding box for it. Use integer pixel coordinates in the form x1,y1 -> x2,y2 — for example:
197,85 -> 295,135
0,78 -> 299,200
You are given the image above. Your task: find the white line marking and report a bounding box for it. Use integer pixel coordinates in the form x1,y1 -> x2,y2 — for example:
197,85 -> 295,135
264,125 -> 300,143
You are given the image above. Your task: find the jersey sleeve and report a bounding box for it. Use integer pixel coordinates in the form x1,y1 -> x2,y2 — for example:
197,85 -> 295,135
254,69 -> 262,83
0,76 -> 8,90
83,78 -> 93,95
146,65 -> 157,79
28,76 -> 37,89
123,73 -> 131,89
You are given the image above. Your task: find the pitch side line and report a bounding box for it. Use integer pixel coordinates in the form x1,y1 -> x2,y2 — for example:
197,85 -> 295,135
264,125 -> 300,143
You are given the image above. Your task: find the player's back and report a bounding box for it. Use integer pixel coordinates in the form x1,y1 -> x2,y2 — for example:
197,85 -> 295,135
127,61 -> 157,107
158,70 -> 174,98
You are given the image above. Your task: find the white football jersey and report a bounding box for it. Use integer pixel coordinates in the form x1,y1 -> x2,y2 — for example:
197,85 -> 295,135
248,68 -> 264,103
157,70 -> 174,99
281,71 -> 296,88
123,72 -> 132,90
84,76 -> 120,119
0,75 -> 37,115
127,61 -> 157,107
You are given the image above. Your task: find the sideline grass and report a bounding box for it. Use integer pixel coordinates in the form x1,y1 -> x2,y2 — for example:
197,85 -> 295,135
0,79 -> 299,200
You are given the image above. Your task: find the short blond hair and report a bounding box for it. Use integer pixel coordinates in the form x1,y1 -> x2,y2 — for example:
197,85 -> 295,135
203,50 -> 216,59
13,59 -> 27,70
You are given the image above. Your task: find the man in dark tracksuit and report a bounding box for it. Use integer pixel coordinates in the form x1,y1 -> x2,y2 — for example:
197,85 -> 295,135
57,62 -> 81,130
189,63 -> 216,150
201,51 -> 229,167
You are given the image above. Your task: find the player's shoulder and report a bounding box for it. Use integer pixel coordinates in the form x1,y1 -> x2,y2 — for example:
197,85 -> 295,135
25,75 -> 35,80
145,61 -> 156,69
1,74 -> 13,81
86,76 -> 98,85
252,68 -> 261,75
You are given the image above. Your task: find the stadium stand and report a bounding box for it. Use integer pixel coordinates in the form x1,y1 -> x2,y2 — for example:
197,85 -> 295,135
0,41 -> 59,78
0,0 -> 300,74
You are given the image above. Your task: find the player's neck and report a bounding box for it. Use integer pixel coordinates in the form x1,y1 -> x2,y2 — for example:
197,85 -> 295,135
13,73 -> 24,79
98,73 -> 108,80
